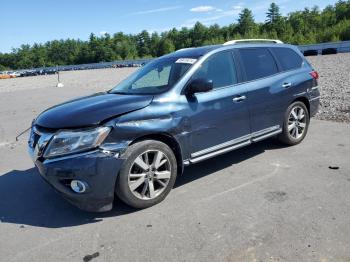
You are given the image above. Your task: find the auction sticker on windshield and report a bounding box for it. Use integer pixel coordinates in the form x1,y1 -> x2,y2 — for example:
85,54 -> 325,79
175,58 -> 197,64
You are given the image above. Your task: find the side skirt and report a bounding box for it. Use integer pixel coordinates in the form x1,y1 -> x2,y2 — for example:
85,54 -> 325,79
186,126 -> 282,165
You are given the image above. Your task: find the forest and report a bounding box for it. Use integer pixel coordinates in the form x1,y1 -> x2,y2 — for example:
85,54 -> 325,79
1,1 -> 350,70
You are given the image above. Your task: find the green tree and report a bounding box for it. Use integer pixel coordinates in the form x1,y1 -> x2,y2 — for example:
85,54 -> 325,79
177,27 -> 192,49
335,0 -> 350,21
237,8 -> 255,35
0,64 -> 8,71
191,22 -> 208,47
150,32 -> 161,57
157,38 -> 175,56
136,30 -> 151,57
321,5 -> 337,27
266,2 -> 281,24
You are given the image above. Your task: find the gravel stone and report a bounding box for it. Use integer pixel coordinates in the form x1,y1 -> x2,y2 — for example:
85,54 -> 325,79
307,53 -> 350,123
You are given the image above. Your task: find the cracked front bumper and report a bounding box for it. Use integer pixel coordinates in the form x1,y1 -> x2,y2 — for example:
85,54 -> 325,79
32,150 -> 124,212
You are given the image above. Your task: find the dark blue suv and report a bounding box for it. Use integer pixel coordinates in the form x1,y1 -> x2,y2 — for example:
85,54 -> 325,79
28,41 -> 320,211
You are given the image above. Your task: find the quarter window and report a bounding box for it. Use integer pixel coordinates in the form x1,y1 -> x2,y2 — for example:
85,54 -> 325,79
191,51 -> 237,89
239,48 -> 278,81
271,47 -> 303,71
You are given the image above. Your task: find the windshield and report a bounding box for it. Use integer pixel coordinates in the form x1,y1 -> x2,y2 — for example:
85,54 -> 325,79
109,56 -> 198,95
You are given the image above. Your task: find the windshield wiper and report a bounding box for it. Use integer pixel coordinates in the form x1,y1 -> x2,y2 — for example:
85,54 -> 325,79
108,91 -> 128,95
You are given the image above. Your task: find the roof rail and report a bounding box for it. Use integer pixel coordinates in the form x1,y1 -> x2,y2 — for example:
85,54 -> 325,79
223,39 -> 283,45
175,47 -> 195,52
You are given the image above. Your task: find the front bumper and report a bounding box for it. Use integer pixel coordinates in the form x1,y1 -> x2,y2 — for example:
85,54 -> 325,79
32,150 -> 124,212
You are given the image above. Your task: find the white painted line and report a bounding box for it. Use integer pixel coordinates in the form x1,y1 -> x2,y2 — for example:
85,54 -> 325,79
200,163 -> 288,202
0,142 -> 11,147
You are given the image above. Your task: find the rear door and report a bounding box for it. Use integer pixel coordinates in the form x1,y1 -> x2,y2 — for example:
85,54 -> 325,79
236,47 -> 293,134
269,46 -> 310,99
187,51 -> 251,159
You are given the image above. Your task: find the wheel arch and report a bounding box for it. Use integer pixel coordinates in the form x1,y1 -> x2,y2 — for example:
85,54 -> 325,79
292,96 -> 310,116
129,133 -> 184,176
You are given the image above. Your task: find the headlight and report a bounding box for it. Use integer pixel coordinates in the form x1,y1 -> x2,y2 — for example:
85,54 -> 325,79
44,126 -> 111,158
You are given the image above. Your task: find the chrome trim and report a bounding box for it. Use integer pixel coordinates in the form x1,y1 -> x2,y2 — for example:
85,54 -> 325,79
310,96 -> 320,101
183,160 -> 190,166
190,141 -> 251,163
223,39 -> 283,45
190,125 -> 281,161
251,125 -> 280,138
307,86 -> 319,93
251,129 -> 282,142
282,82 -> 292,88
293,91 -> 307,96
28,127 -> 54,161
232,95 -> 247,102
191,134 -> 251,158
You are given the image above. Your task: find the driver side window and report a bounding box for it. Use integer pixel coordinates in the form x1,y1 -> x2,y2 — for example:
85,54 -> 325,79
192,51 -> 237,89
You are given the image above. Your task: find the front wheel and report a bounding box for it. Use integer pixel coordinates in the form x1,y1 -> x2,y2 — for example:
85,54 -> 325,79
116,140 -> 177,208
278,101 -> 309,146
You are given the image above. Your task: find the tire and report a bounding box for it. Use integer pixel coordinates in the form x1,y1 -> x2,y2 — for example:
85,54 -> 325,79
278,101 -> 310,146
116,140 -> 177,208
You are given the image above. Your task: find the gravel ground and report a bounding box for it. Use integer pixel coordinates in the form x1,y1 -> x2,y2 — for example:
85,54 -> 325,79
307,53 -> 350,122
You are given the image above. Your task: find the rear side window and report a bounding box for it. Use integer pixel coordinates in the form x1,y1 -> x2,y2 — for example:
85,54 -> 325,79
239,48 -> 278,81
192,51 -> 237,89
271,47 -> 303,71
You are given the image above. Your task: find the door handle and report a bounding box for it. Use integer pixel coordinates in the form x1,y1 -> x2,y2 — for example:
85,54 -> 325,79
232,95 -> 246,102
282,82 -> 292,88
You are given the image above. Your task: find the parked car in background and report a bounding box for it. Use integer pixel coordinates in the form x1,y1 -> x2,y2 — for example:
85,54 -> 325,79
0,71 -> 19,79
0,73 -> 11,79
28,39 -> 320,212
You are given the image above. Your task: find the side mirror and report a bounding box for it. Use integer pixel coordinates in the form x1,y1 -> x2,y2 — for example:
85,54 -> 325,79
186,78 -> 213,95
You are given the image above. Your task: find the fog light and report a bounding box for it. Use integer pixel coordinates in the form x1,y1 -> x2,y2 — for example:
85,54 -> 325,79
70,180 -> 87,193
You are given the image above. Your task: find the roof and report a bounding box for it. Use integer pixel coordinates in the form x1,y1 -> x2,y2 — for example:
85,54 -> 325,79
164,41 -> 292,59
165,45 -> 222,58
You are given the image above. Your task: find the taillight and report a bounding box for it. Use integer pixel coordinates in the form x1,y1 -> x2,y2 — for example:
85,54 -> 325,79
309,70 -> 319,80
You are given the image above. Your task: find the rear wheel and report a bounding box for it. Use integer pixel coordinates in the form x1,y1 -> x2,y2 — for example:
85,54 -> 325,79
278,101 -> 309,145
116,140 -> 177,208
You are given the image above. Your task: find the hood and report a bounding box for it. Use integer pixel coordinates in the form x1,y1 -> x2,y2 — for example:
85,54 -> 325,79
35,92 -> 153,129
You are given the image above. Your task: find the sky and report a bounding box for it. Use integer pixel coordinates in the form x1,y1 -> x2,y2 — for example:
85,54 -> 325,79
0,0 -> 337,53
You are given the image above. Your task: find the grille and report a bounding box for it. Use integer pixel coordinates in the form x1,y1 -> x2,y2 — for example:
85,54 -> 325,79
32,131 -> 40,148
28,126 -> 54,161
29,126 -> 41,149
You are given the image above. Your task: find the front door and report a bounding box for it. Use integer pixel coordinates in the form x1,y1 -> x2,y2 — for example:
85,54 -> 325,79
186,51 -> 251,159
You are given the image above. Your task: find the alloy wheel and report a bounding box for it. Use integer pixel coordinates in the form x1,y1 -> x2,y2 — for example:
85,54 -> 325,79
288,106 -> 307,139
128,150 -> 171,200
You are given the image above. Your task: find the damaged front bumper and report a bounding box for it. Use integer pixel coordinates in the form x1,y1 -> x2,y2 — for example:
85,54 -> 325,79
35,151 -> 124,212
28,127 -> 126,212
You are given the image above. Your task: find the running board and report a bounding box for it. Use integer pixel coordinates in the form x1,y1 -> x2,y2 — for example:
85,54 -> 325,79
189,140 -> 251,164
251,129 -> 282,142
187,127 -> 282,164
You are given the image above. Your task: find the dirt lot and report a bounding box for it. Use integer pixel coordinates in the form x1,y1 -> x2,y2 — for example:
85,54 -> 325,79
0,55 -> 350,262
